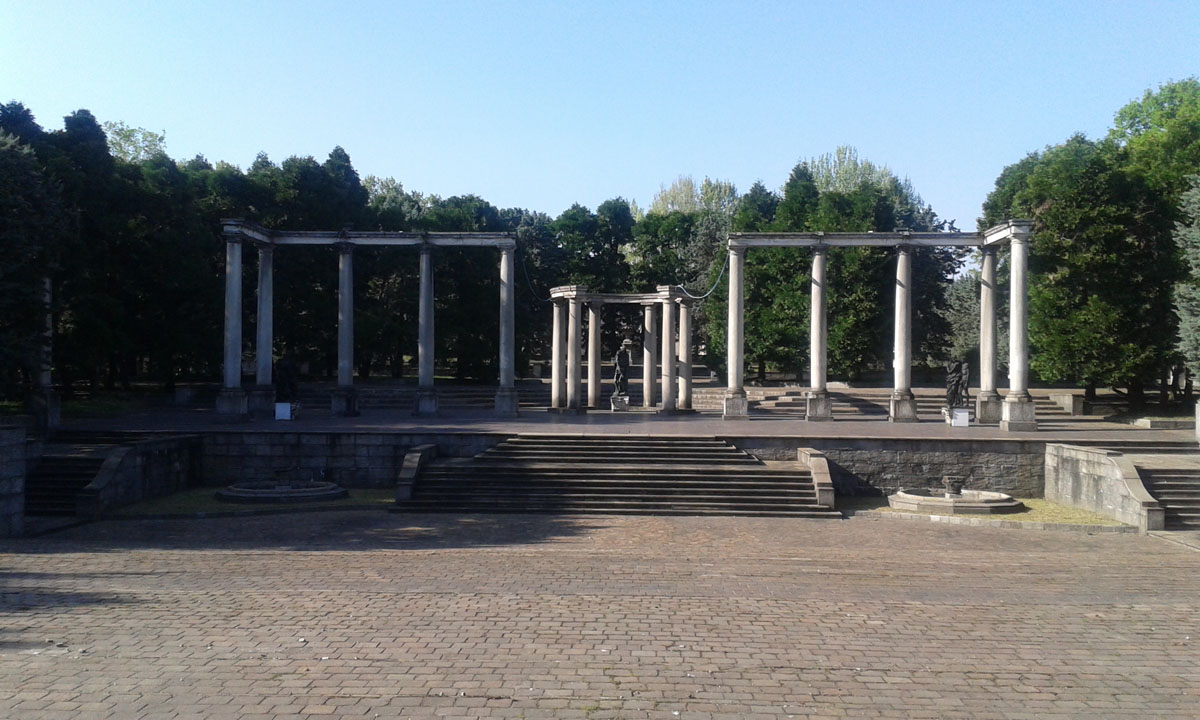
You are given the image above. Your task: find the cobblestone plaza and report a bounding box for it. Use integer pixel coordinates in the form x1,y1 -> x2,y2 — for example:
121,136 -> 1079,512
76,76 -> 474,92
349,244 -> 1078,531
2,510 -> 1198,719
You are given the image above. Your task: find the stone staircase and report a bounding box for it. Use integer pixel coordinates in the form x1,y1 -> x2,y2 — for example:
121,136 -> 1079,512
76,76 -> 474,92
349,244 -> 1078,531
25,431 -> 147,516
1083,440 -> 1200,530
403,434 -> 840,517
693,388 -> 1075,420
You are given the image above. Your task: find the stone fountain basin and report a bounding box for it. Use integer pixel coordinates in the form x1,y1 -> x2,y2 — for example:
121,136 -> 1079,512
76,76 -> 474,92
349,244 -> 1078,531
215,480 -> 348,504
888,488 -> 1025,515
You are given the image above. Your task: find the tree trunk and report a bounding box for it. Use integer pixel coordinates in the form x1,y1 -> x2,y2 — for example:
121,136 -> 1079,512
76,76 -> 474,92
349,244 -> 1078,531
1084,381 -> 1096,402
1127,380 -> 1145,410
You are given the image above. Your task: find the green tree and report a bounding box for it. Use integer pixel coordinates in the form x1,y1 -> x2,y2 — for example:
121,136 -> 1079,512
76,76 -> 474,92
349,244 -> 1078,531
1173,176 -> 1200,375
102,121 -> 166,163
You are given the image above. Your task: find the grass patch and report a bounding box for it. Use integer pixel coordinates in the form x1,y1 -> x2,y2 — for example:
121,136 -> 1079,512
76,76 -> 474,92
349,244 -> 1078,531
117,486 -> 395,516
850,495 -> 1126,526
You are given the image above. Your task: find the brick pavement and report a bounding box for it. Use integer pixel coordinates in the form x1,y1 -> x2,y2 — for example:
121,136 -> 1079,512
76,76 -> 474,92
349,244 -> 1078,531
2,511 -> 1198,719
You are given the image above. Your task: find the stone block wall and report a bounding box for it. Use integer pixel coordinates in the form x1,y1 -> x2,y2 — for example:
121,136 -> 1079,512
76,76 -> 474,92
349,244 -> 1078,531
0,425 -> 26,537
1044,443 -> 1163,532
200,432 -> 505,488
78,436 -> 202,519
723,436 -> 1045,497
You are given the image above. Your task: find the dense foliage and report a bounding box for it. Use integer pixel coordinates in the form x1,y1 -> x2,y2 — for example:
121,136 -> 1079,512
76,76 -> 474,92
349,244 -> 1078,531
981,79 -> 1200,404
0,104 -> 965,400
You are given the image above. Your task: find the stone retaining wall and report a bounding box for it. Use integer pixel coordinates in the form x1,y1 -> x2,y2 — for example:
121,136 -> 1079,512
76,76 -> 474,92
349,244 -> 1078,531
78,436 -> 203,519
0,425 -> 26,537
723,436 -> 1045,497
200,432 -> 506,487
1044,443 -> 1163,532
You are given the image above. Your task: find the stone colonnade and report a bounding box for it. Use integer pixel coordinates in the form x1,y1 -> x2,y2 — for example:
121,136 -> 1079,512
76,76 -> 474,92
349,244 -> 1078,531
724,220 -> 1037,430
548,285 -> 694,413
216,220 -> 518,417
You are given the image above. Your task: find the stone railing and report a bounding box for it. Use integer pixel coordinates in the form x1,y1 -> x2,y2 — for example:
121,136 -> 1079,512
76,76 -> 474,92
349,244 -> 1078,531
1044,443 -> 1163,532
797,448 -> 835,508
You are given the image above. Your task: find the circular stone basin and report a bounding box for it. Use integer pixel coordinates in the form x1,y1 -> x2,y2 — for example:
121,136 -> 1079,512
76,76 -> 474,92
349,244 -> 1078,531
215,480 -> 348,504
888,488 -> 1025,515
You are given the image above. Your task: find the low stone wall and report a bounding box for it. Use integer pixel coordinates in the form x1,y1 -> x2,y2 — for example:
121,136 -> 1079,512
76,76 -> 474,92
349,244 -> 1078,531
1044,443 -> 1164,532
723,436 -> 1045,497
0,424 -> 26,537
78,435 -> 203,519
200,432 -> 506,488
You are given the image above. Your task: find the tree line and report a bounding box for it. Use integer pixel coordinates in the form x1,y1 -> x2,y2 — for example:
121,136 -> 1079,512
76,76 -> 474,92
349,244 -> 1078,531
2,78 -> 1198,405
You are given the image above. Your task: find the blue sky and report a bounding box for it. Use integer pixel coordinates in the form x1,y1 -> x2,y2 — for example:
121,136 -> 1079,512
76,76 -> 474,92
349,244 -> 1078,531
3,0 -> 1198,230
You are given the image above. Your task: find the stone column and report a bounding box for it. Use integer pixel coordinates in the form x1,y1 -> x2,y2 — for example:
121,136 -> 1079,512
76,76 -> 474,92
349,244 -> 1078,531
494,246 -> 519,416
216,238 -> 247,415
550,299 -> 566,409
332,243 -> 358,416
587,301 -> 602,408
29,276 -> 60,429
415,243 -> 438,415
248,244 -> 276,415
976,246 -> 1002,423
566,297 -> 584,411
642,304 -> 657,408
1002,228 -> 1038,431
723,246 -> 749,418
890,245 -> 919,422
660,296 -> 677,413
678,301 -> 693,410
807,247 -> 832,421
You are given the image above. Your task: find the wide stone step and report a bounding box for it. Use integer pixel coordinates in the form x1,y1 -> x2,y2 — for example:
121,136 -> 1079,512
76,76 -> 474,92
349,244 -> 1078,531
424,467 -> 810,479
400,503 -> 840,518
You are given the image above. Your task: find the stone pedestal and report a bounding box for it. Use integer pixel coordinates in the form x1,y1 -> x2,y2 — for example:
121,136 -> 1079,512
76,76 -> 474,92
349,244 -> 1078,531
215,388 -> 248,416
331,387 -> 359,417
247,385 -> 276,416
414,389 -> 438,416
611,394 -> 629,412
1000,395 -> 1038,432
975,391 -> 1003,424
493,387 -> 519,417
723,391 -> 749,419
26,387 -> 60,431
805,391 -> 832,421
889,392 -> 919,423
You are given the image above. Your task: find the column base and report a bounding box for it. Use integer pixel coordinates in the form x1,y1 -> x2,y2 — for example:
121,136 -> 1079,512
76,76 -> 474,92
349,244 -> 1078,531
26,387 -> 60,432
494,387 -> 520,417
331,387 -> 359,417
215,388 -> 248,416
722,391 -> 749,420
1000,394 -> 1038,432
414,389 -> 438,416
975,391 -> 1002,424
889,392 -> 919,423
247,385 -> 277,417
806,390 -> 832,421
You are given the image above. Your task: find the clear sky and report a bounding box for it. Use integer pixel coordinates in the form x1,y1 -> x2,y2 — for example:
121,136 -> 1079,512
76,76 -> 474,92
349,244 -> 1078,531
3,0 -> 1198,230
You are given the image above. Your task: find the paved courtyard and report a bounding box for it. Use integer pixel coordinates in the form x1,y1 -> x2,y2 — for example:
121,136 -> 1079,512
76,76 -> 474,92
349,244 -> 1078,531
2,511 -> 1199,719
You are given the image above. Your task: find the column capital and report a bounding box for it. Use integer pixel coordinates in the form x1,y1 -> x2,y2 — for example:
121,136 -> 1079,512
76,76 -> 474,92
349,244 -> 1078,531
335,240 -> 355,254
981,244 -> 998,257
729,245 -> 747,257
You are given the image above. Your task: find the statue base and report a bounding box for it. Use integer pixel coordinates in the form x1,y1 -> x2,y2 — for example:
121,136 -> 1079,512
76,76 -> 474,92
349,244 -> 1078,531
610,394 -> 630,412
806,390 -> 832,421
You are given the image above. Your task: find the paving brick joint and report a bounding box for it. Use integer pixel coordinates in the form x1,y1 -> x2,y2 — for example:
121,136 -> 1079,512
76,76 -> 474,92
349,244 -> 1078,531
3,510 -> 1199,719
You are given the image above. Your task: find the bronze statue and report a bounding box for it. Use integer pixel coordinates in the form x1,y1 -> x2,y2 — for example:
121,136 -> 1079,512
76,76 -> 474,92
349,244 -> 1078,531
945,360 -> 970,408
612,339 -> 632,397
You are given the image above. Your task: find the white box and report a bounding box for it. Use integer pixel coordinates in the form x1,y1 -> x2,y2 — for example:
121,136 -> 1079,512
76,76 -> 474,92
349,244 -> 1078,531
275,403 -> 297,421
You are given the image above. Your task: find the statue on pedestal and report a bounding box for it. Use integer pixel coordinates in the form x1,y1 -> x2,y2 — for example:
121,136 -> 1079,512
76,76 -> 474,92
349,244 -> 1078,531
611,338 -> 632,411
945,360 -> 970,409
